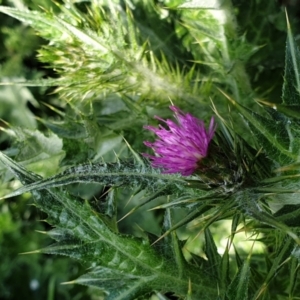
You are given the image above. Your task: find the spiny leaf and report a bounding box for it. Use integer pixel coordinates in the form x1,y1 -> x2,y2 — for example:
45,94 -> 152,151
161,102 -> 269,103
54,17 -> 108,53
257,99 -> 300,119
236,189 -> 300,244
254,236 -> 294,299
288,256 -> 299,299
0,78 -> 59,87
220,241 -> 230,293
0,151 -> 220,298
162,200 -> 186,278
0,129 -> 64,179
274,205 -> 300,227
226,257 -> 250,300
67,267 -> 156,300
0,153 -> 189,200
154,199 -> 235,246
0,6 -> 62,40
204,228 -> 221,279
152,203 -> 214,244
220,89 -> 297,165
151,190 -> 223,210
0,3 -> 208,107
118,187 -> 168,222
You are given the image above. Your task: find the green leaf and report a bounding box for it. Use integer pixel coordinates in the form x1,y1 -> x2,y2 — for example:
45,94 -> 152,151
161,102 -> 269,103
221,90 -> 297,165
152,203 -> 215,243
226,258 -> 250,300
0,129 -> 64,178
288,256 -> 299,299
0,154 -> 189,200
178,0 -> 223,9
68,267 -> 156,300
236,190 -> 300,245
161,200 -> 186,278
0,6 -> 63,41
0,152 -> 220,298
270,104 -> 300,119
54,16 -> 108,53
204,228 -> 221,280
254,236 -> 294,299
282,12 -> 300,106
0,85 -> 37,130
219,243 -> 229,295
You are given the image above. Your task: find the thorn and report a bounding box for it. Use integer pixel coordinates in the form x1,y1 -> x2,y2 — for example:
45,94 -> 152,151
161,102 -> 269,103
217,87 -> 236,104
210,97 -> 227,124
285,7 -> 290,30
254,147 -> 263,159
256,99 -> 277,110
117,207 -> 137,222
60,280 -> 76,285
113,150 -> 120,164
147,205 -> 163,211
40,101 -> 65,117
35,230 -> 48,234
247,233 -> 258,260
151,231 -> 169,246
168,97 -> 174,106
187,278 -> 192,299
124,194 -> 135,209
19,249 -> 41,255
122,137 -> 145,167
134,223 -> 145,233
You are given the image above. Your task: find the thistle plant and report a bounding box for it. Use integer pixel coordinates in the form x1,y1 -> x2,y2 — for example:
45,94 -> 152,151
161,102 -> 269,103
143,105 -> 216,176
1,0 -> 300,299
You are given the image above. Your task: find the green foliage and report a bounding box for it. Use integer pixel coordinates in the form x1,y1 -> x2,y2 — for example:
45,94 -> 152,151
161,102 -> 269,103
1,0 -> 300,299
0,152 -> 219,299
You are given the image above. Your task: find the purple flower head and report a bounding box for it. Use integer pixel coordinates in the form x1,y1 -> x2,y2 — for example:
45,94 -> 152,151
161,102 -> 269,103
143,106 -> 216,176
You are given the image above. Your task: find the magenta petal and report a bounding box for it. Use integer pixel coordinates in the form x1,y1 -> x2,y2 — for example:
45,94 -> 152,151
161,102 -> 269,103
143,106 -> 216,176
